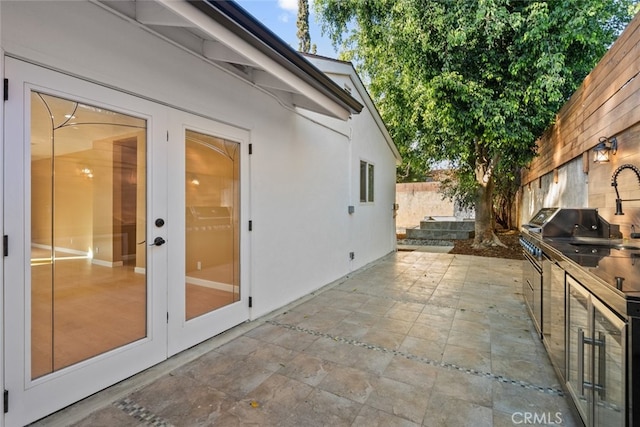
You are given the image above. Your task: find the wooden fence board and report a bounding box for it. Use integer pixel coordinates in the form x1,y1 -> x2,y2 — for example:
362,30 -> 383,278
522,14 -> 640,185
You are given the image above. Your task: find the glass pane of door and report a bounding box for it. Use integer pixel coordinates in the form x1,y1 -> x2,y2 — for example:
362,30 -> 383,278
184,130 -> 240,320
593,303 -> 625,426
31,91 -> 147,379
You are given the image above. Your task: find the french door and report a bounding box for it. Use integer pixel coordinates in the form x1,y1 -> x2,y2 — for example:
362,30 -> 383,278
3,58 -> 249,426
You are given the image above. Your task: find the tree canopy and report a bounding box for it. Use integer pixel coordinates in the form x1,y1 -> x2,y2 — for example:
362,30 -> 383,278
316,0 -> 636,245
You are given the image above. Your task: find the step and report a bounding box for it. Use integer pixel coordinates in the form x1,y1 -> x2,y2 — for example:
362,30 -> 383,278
405,228 -> 473,240
418,220 -> 475,232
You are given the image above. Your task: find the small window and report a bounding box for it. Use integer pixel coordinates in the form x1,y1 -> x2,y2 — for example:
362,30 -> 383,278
360,160 -> 374,203
367,163 -> 374,202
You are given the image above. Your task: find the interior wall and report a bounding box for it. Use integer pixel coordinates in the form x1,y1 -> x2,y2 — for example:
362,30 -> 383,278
32,153 -> 95,254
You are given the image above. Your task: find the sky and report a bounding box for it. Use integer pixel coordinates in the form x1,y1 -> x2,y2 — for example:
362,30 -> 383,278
235,0 -> 340,57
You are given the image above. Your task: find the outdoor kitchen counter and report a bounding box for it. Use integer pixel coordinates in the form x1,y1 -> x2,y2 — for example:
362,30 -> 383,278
521,227 -> 640,317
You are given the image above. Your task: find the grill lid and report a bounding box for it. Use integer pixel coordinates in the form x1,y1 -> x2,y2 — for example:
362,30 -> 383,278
524,208 -> 619,238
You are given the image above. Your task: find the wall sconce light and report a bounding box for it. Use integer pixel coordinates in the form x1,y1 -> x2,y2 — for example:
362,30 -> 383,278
80,167 -> 93,179
593,136 -> 617,163
190,175 -> 200,186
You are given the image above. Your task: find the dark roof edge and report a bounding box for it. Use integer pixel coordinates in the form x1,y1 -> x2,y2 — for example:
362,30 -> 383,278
189,0 -> 363,114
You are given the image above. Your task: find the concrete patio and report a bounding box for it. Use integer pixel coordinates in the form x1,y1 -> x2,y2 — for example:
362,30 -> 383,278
34,251 -> 579,426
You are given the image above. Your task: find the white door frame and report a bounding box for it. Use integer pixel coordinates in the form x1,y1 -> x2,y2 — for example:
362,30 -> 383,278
166,110 -> 251,356
3,58 -> 251,426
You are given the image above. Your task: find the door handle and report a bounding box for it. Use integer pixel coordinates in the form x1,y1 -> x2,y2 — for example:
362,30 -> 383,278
595,331 -> 606,399
578,328 -> 585,396
150,237 -> 166,246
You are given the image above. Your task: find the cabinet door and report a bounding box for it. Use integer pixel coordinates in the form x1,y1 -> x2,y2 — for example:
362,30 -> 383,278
543,262 -> 565,381
592,297 -> 626,427
566,276 -> 592,425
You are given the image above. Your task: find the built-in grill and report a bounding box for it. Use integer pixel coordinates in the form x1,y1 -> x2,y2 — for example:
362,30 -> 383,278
519,208 -> 621,336
521,207 -> 619,239
520,208 -> 640,427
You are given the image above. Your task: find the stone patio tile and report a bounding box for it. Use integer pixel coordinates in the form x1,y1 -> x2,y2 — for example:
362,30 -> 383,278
244,341 -> 298,372
316,364 -> 376,404
215,335 -> 263,356
432,368 -> 493,407
327,318 -> 371,340
488,313 -> 531,330
320,289 -> 369,310
446,329 -> 491,353
423,393 -> 493,427
421,304 -> 457,318
399,336 -> 446,362
384,305 -> 422,323
295,307 -> 352,332
365,376 -> 431,424
244,321 -> 284,341
492,357 -> 559,386
382,355 -> 439,389
412,277 -> 442,289
374,317 -> 415,335
343,343 -> 394,375
172,350 -> 241,381
407,323 -> 450,343
260,324 -> 319,352
427,296 -> 460,308
360,328 -> 406,350
402,291 -> 431,304
278,352 -> 335,386
457,300 -> 498,314
304,336 -> 366,366
452,308 -> 490,325
431,288 -> 461,300
52,252 -> 581,427
414,312 -> 454,330
71,405 -> 141,427
275,309 -> 309,325
188,357 -> 274,399
217,396 -> 282,426
127,372 -> 231,426
442,343 -> 492,373
341,311 -> 382,328
282,389 -> 362,427
451,317 -> 491,337
244,373 -> 314,419
352,405 -> 420,427
355,297 -> 395,316
492,381 -> 580,426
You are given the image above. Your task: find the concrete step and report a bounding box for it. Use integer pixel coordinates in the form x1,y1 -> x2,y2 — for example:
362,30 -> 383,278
418,220 -> 475,232
406,228 -> 473,240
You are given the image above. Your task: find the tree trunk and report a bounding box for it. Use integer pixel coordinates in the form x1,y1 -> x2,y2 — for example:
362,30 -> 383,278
472,150 -> 506,249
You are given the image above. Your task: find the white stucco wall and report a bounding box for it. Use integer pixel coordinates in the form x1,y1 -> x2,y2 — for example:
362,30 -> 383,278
1,2 -> 399,422
302,59 -> 398,273
1,1 -> 396,331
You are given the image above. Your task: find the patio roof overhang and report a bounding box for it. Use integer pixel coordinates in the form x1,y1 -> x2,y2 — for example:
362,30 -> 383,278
96,0 -> 363,120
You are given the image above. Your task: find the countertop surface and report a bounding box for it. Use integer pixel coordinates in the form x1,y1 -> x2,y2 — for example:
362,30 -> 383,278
522,230 -> 640,300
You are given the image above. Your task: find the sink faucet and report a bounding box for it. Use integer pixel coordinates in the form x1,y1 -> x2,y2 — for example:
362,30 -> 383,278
611,164 -> 640,215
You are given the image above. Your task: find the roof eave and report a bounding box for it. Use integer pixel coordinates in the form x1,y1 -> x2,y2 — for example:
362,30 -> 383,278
189,0 -> 363,115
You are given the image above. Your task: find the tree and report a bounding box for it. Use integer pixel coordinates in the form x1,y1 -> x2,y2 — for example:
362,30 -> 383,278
297,0 -> 311,53
315,0 -> 635,248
